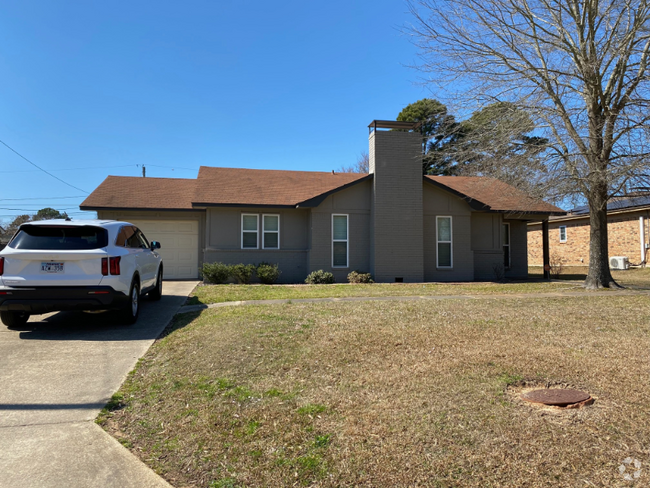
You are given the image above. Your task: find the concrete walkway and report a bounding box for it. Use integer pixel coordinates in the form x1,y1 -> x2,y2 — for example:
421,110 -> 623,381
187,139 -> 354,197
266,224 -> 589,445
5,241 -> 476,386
0,281 -> 198,488
178,287 -> 650,314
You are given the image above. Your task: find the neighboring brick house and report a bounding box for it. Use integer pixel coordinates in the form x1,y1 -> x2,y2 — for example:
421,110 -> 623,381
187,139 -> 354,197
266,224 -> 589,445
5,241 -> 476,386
528,195 -> 650,267
81,120 -> 563,282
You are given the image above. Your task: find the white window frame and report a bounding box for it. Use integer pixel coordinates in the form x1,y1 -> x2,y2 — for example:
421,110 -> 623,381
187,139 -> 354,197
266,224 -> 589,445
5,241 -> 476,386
241,214 -> 259,249
436,216 -> 453,269
332,214 -> 349,268
503,222 -> 511,269
559,225 -> 567,243
262,214 -> 280,250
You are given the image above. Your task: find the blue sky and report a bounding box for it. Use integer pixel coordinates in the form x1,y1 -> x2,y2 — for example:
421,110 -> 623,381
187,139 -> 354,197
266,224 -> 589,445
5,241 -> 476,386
0,0 -> 431,224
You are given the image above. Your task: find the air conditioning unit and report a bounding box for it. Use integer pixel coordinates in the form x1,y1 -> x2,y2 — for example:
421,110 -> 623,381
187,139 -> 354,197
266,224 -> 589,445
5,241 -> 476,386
610,256 -> 629,270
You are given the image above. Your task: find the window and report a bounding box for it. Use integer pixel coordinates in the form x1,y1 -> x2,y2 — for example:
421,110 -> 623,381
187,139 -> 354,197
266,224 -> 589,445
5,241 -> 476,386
436,216 -> 453,268
241,214 -> 259,249
262,214 -> 280,249
503,223 -> 510,269
135,229 -> 150,249
332,214 -> 348,268
124,226 -> 142,249
559,225 -> 567,243
9,225 -> 108,250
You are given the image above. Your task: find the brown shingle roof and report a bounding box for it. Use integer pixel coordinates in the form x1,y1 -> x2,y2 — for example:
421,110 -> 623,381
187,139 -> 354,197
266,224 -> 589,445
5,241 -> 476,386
80,176 -> 196,210
426,176 -> 564,214
193,167 -> 369,207
81,170 -> 562,215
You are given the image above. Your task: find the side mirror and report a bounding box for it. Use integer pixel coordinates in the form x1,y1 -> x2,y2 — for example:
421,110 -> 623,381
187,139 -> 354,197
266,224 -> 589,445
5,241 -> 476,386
150,241 -> 161,250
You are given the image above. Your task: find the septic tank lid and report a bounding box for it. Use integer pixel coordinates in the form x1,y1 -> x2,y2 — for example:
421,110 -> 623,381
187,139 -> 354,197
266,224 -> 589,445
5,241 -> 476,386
521,388 -> 591,407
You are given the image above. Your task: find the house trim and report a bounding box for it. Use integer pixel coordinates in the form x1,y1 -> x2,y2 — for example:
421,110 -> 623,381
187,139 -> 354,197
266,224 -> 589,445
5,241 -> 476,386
262,214 -> 280,250
241,213 -> 259,249
436,216 -> 453,269
332,213 -> 349,269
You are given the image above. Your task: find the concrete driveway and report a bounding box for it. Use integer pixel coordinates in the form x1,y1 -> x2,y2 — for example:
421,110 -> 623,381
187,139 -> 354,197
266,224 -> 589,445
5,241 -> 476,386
0,281 -> 198,488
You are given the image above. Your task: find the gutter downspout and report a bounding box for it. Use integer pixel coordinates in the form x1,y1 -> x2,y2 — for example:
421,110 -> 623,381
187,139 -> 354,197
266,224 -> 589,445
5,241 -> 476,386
641,216 -> 647,267
542,220 -> 550,280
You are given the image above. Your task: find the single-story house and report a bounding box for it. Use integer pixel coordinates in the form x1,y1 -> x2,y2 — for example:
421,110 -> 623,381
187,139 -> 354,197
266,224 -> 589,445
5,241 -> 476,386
81,120 -> 564,282
528,194 -> 650,267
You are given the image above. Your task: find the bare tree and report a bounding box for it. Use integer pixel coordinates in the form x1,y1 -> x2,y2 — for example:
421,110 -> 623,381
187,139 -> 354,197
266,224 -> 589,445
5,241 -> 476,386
408,0 -> 650,289
337,151 -> 370,174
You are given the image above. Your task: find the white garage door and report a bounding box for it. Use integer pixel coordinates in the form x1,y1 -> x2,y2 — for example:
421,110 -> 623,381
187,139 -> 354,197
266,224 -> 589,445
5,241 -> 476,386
129,220 -> 199,279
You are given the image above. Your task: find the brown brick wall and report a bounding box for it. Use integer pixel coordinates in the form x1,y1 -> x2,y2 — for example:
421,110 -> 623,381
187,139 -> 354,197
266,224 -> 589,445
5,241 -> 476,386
528,209 -> 650,266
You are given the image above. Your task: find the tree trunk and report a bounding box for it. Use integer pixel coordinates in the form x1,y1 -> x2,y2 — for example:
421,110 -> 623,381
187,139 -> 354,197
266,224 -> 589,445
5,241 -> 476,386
584,185 -> 620,289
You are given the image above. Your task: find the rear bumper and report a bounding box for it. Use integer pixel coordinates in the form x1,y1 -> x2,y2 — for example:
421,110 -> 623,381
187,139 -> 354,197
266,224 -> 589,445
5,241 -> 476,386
0,286 -> 129,314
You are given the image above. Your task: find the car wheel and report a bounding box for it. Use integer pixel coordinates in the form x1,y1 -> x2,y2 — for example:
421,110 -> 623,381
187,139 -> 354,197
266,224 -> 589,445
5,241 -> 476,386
1,310 -> 31,328
120,279 -> 140,325
149,267 -> 163,301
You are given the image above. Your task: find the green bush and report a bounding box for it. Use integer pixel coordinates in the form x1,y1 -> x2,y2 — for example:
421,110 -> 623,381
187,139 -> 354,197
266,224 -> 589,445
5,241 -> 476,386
231,263 -> 256,284
305,270 -> 335,284
201,262 -> 232,284
256,262 -> 281,284
347,271 -> 374,284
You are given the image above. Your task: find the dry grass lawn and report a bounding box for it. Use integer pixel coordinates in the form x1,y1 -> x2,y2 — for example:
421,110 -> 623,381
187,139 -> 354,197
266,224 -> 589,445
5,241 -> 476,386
101,294 -> 650,487
529,265 -> 650,289
189,267 -> 650,306
188,281 -> 582,306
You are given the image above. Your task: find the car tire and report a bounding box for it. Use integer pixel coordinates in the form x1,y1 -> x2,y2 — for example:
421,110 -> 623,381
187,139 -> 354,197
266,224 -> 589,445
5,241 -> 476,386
120,279 -> 140,325
149,266 -> 163,301
1,310 -> 30,328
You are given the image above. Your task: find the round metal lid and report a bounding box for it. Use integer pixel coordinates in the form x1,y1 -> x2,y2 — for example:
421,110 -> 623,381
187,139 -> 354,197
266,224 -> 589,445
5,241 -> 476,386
521,388 -> 591,407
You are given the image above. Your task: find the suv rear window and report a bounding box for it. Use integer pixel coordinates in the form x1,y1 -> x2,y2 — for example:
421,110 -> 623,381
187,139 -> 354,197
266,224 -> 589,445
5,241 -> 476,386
9,225 -> 109,250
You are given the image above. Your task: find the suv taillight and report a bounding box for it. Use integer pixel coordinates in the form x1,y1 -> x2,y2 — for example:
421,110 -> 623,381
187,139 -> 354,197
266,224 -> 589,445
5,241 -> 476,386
0,257 -> 4,276
101,257 -> 108,276
109,256 -> 121,275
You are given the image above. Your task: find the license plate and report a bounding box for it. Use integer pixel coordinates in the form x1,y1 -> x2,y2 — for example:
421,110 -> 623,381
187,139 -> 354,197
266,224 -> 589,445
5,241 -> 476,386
41,262 -> 64,273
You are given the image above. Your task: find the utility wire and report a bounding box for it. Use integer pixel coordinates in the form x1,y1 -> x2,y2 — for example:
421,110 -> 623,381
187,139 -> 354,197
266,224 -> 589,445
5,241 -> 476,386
0,196 -> 86,201
0,207 -> 79,212
0,164 -> 135,174
146,164 -> 198,171
0,139 -> 89,193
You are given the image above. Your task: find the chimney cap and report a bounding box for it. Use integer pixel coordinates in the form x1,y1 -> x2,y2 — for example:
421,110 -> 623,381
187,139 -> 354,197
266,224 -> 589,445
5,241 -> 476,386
368,120 -> 422,133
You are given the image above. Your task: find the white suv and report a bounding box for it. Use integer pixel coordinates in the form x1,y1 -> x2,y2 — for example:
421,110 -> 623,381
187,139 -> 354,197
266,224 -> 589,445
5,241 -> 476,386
0,219 -> 163,328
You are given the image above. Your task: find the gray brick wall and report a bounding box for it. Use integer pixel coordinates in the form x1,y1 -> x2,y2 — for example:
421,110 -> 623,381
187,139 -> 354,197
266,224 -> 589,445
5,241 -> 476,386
369,130 -> 424,282
423,183 -> 474,281
473,250 -> 504,280
204,207 -> 310,283
471,213 -> 505,280
309,181 -> 371,283
203,249 -> 308,283
506,220 -> 527,278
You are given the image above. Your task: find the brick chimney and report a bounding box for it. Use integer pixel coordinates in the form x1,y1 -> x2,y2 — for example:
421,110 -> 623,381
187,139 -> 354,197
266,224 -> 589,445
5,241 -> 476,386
368,120 -> 424,282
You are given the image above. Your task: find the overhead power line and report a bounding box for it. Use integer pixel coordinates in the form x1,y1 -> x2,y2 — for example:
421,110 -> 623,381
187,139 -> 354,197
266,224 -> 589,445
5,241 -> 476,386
147,164 -> 198,171
0,196 -> 86,201
0,207 -> 81,211
0,164 -> 135,174
0,139 -> 89,193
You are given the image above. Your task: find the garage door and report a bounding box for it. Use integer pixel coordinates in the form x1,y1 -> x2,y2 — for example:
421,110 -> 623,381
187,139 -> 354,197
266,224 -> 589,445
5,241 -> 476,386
128,220 -> 199,279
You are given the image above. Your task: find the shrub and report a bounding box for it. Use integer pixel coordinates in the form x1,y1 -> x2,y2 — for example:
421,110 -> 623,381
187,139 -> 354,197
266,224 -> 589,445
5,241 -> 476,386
231,263 -> 256,284
305,270 -> 335,284
201,262 -> 232,284
347,271 -> 374,284
256,262 -> 281,284
549,253 -> 565,279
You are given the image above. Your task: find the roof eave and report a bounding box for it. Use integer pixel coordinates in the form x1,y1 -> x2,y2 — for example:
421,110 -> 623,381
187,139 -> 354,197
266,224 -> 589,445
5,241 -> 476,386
191,203 -> 297,209
80,205 -> 200,212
